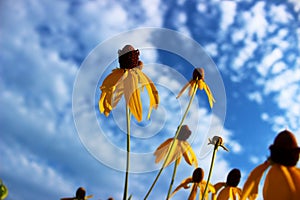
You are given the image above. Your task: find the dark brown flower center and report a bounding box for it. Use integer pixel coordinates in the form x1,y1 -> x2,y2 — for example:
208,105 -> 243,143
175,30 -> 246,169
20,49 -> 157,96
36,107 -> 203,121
118,45 -> 140,69
192,168 -> 204,183
192,68 -> 205,80
176,125 -> 192,141
226,168 -> 241,187
76,187 -> 86,199
269,130 -> 300,166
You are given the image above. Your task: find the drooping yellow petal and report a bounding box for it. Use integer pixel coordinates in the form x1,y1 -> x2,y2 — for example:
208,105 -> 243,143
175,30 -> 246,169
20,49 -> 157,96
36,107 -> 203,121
241,161 -> 270,200
100,69 -> 124,90
214,182 -> 226,194
288,167 -> 300,199
189,81 -> 197,96
154,138 -> 173,163
164,139 -> 180,167
217,187 -> 232,200
263,164 -> 300,200
136,69 -> 159,119
232,187 -> 242,200
181,142 -> 198,167
170,177 -> 193,199
123,71 -> 142,121
199,180 -> 216,200
203,81 -> 215,108
177,81 -> 192,98
188,183 -> 198,200
198,79 -> 204,90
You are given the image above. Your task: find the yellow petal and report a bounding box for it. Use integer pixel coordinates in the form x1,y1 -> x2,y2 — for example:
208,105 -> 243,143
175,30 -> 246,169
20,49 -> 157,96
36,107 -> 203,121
100,69 -> 124,90
136,69 -> 159,119
203,82 -> 215,108
188,184 -> 198,200
198,79 -> 204,90
263,164 -> 300,200
199,180 -> 216,200
182,142 -> 198,167
177,81 -> 192,98
124,71 -> 142,122
189,81 -> 197,96
214,182 -> 226,194
154,138 -> 173,163
288,167 -> 300,200
241,161 -> 270,200
217,187 -> 232,200
170,177 -> 193,198
164,139 -> 180,167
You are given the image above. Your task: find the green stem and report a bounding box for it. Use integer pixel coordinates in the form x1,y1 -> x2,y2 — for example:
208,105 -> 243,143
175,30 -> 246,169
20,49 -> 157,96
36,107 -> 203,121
123,105 -> 131,200
144,83 -> 198,200
166,159 -> 179,200
201,145 -> 218,200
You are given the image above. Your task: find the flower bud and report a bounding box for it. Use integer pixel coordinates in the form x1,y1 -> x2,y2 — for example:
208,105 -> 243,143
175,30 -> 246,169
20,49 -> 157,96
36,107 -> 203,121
192,168 -> 204,183
118,45 -> 140,69
192,68 -> 205,80
176,125 -> 192,141
226,168 -> 241,187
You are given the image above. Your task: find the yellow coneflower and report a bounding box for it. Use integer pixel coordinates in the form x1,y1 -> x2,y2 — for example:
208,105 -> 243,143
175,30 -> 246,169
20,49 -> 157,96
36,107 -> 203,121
213,168 -> 242,200
241,130 -> 300,200
170,168 -> 216,200
177,68 -> 215,108
60,187 -> 93,200
99,45 -> 159,122
154,125 -> 198,168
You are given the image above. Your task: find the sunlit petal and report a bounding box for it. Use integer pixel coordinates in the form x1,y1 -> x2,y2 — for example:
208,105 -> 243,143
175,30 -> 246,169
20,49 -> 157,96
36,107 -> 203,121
241,161 -> 270,200
177,81 -> 192,98
170,177 -> 193,198
154,139 -> 173,163
100,69 -> 124,90
188,184 -> 198,200
203,81 -> 215,108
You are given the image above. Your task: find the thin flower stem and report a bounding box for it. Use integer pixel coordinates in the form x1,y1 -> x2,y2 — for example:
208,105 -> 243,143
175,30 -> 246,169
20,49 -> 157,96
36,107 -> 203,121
144,83 -> 198,200
166,159 -> 179,200
123,105 -> 131,200
201,144 -> 218,200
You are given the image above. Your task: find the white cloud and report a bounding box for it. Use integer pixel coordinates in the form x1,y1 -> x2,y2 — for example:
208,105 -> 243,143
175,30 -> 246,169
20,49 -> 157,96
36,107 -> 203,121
220,1 -> 237,30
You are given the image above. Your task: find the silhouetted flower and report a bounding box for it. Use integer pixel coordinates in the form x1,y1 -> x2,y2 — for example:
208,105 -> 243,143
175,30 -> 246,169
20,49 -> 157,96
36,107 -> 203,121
241,130 -> 300,200
170,168 -> 215,200
213,168 -> 242,200
177,68 -> 215,108
99,45 -> 159,122
60,187 -> 93,200
154,125 -> 198,167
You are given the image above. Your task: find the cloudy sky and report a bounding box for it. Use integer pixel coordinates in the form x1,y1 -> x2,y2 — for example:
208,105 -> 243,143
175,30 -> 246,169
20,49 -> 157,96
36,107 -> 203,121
0,0 -> 299,199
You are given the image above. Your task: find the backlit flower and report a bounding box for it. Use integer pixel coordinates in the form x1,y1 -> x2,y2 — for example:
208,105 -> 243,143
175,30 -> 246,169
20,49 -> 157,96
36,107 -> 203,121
60,187 -> 93,200
170,168 -> 216,200
177,68 -> 215,108
241,130 -> 300,200
213,168 -> 242,200
99,45 -> 159,122
154,125 -> 198,167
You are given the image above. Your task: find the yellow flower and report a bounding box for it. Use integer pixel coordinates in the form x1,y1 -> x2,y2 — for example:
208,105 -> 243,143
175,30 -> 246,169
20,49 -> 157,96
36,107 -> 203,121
177,68 -> 215,108
170,168 -> 216,200
99,45 -> 159,122
60,187 -> 93,200
154,125 -> 198,168
213,168 -> 242,200
241,130 -> 300,200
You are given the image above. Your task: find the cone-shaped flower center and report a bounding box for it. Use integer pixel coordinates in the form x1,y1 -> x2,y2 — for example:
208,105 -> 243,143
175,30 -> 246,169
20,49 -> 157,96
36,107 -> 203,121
176,125 -> 192,141
192,168 -> 204,183
118,45 -> 140,69
192,68 -> 205,80
76,187 -> 86,199
226,168 -> 241,187
269,129 -> 300,166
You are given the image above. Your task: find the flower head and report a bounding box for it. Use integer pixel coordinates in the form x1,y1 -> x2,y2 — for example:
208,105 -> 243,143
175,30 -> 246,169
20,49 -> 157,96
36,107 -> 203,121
208,136 -> 229,152
213,168 -> 242,200
154,125 -> 198,167
60,187 -> 93,200
170,168 -> 216,200
177,68 -> 215,108
99,45 -> 159,122
241,129 -> 300,200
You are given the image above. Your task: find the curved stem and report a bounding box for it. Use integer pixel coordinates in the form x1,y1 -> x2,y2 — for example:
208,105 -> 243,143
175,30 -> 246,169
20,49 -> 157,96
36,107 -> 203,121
123,105 -> 131,200
166,159 -> 179,200
144,83 -> 198,200
201,145 -> 218,200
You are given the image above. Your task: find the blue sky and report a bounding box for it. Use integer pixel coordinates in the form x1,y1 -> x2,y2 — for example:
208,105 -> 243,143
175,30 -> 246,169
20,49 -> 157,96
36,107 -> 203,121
0,0 -> 299,199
